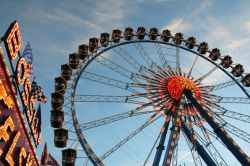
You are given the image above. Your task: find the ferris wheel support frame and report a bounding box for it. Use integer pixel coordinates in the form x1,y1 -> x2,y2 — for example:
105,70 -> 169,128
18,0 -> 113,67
181,121 -> 217,166
184,89 -> 250,165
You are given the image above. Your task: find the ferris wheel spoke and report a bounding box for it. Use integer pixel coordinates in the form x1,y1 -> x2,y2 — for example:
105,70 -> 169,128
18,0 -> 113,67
141,66 -> 165,80
211,107 -> 250,143
195,115 -> 211,143
176,44 -> 180,69
155,42 -> 170,68
133,42 -> 155,69
204,78 -> 240,92
182,130 -> 204,166
213,103 -> 250,123
99,114 -> 162,161
184,90 -> 250,165
209,96 -> 250,104
113,46 -> 150,75
216,120 -> 250,143
198,66 -> 218,82
181,121 -> 217,166
95,55 -> 147,83
203,128 -> 226,147
188,55 -> 199,76
80,71 -> 141,93
193,120 -> 229,166
195,134 -> 228,166
143,127 -> 162,166
74,94 -> 147,105
80,110 -> 156,131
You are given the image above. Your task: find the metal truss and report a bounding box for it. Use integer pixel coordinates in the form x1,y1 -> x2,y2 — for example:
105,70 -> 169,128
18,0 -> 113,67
185,90 -> 250,165
176,44 -> 180,69
188,55 -> 199,75
155,42 -> 169,68
113,46 -> 142,72
181,122 -> 217,166
223,122 -> 250,143
182,130 -> 204,166
205,78 -> 240,92
99,115 -> 161,161
192,122 -> 228,166
143,130 -> 161,166
80,110 -> 156,131
213,103 -> 250,123
80,71 -> 140,93
152,117 -> 171,166
74,94 -> 146,105
212,114 -> 250,143
133,42 -> 154,69
210,96 -> 250,104
199,66 -> 217,82
95,55 -> 145,82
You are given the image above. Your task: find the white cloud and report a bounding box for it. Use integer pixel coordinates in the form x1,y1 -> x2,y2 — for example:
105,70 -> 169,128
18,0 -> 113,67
93,0 -> 125,22
43,9 -> 104,32
244,21 -> 250,32
204,18 -> 230,41
193,0 -> 212,15
136,0 -> 170,2
202,17 -> 250,71
161,1 -> 212,33
155,0 -> 170,2
161,19 -> 188,32
86,0 -> 133,34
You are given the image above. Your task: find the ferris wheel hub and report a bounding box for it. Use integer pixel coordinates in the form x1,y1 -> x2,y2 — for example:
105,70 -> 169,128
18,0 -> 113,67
167,76 -> 200,100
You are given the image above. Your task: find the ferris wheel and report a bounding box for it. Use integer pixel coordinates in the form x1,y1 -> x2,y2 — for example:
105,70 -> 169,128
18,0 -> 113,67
50,26 -> 250,166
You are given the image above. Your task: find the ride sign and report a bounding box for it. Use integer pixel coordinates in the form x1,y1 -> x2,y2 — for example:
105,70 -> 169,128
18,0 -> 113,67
0,21 -> 40,165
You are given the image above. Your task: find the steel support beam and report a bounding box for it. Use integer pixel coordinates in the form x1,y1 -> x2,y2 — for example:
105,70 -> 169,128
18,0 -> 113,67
152,119 -> 170,166
184,89 -> 250,165
162,97 -> 183,166
181,121 -> 217,166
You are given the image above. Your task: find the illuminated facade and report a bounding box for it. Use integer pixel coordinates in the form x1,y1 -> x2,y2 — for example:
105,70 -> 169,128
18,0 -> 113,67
0,21 -> 40,165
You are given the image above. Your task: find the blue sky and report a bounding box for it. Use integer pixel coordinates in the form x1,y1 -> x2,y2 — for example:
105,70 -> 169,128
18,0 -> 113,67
1,0 -> 250,165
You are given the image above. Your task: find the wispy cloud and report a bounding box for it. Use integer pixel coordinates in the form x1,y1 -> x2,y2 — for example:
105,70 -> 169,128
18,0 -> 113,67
244,21 -> 250,32
46,9 -> 104,32
161,18 -> 191,33
193,0 -> 212,15
202,17 -> 250,71
93,1 -> 125,22
136,0 -> 170,3
161,0 -> 212,33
